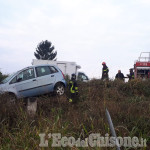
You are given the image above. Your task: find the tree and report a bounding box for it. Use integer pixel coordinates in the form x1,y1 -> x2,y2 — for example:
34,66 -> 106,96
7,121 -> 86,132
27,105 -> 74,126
34,40 -> 57,60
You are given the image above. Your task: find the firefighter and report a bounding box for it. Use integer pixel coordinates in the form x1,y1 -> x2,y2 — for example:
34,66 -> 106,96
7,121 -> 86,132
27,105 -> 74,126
69,73 -> 78,103
127,68 -> 134,80
115,70 -> 125,81
102,62 -> 109,80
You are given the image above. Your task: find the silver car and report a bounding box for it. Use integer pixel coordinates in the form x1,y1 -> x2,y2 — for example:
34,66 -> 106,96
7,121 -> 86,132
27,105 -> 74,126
0,65 -> 67,100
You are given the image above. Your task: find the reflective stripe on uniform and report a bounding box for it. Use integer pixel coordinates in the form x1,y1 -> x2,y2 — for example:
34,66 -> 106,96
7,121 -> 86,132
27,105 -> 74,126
69,81 -> 78,93
103,68 -> 109,72
69,99 -> 73,103
69,81 -> 75,93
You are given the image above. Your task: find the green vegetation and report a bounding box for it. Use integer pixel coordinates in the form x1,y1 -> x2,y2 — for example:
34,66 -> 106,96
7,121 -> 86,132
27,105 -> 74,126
0,71 -> 8,82
0,79 -> 150,150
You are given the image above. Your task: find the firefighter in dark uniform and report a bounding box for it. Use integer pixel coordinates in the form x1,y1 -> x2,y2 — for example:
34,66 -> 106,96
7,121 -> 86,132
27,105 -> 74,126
115,70 -> 125,81
127,68 -> 134,80
102,62 -> 109,80
69,74 -> 78,103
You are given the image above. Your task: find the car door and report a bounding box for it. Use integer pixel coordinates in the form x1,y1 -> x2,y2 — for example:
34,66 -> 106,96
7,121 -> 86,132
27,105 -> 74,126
14,68 -> 38,98
35,66 -> 56,95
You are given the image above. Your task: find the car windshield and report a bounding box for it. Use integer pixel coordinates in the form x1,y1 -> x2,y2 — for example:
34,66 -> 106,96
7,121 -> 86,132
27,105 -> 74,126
1,73 -> 16,84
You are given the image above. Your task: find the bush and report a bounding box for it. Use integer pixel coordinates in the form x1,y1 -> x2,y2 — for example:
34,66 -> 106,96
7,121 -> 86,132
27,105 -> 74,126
0,72 -> 8,82
0,79 -> 150,149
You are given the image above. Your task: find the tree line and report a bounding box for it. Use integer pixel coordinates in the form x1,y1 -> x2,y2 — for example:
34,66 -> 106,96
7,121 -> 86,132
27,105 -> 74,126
0,72 -> 8,82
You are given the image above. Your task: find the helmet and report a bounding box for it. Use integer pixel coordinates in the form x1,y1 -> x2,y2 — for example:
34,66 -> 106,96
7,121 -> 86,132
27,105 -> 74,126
102,62 -> 106,65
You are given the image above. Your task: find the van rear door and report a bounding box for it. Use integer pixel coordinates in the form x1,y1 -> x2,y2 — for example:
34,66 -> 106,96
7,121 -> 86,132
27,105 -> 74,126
57,63 -> 66,74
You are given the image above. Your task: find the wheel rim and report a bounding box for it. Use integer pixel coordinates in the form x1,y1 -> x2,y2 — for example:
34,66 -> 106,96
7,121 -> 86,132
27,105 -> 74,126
56,85 -> 64,95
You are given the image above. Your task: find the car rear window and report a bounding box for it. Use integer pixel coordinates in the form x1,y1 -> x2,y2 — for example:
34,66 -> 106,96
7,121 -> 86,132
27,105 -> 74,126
36,66 -> 51,77
49,66 -> 58,73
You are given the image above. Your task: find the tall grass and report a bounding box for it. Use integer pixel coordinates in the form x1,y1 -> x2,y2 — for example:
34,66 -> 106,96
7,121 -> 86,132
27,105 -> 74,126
0,79 -> 150,150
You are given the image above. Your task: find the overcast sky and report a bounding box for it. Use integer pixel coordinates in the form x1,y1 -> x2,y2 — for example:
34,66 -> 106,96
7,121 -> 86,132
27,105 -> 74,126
0,0 -> 150,78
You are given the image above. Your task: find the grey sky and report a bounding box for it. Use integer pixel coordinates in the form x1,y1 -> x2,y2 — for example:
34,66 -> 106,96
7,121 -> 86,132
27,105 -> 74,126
0,0 -> 150,78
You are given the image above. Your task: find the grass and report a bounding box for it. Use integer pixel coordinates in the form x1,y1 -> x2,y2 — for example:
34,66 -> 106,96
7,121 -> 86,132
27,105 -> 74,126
0,79 -> 150,150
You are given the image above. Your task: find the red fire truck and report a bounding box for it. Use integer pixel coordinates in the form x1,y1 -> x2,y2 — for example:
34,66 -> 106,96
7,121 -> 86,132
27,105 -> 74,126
134,52 -> 150,79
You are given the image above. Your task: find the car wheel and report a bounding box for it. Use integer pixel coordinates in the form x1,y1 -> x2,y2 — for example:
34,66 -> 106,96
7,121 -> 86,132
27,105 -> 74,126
54,83 -> 65,96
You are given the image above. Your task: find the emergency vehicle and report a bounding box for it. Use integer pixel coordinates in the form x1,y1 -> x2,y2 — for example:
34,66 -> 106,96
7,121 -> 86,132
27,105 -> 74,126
134,52 -> 150,79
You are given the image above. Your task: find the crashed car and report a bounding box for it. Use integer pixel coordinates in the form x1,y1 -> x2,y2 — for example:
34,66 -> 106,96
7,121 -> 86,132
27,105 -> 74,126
0,65 -> 67,100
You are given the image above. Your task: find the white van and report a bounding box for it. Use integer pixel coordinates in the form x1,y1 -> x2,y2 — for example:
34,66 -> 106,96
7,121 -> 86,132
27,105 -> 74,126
32,59 -> 89,82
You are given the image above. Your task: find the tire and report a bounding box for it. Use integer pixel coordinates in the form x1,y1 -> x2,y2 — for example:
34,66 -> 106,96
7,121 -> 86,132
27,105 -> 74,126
54,83 -> 65,96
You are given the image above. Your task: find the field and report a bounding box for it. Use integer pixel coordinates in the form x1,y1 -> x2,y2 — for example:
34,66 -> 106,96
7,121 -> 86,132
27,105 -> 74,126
0,79 -> 150,150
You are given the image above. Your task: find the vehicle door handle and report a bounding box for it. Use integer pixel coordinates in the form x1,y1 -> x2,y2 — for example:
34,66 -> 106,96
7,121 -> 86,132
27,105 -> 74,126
51,75 -> 54,77
33,79 -> 36,81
